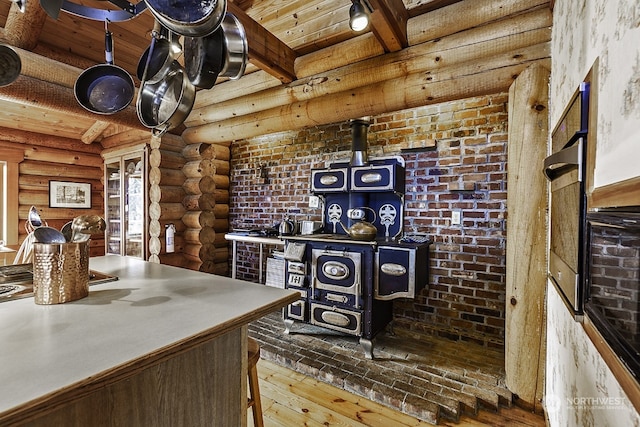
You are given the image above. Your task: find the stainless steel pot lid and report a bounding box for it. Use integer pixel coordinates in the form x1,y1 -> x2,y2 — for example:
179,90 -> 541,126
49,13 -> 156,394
0,44 -> 21,87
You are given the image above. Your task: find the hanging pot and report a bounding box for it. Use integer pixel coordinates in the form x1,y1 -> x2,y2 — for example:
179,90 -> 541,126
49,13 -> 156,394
0,44 -> 21,87
219,13 -> 247,80
136,22 -> 181,84
143,0 -> 226,38
183,12 -> 247,89
74,23 -> 134,115
183,24 -> 224,89
136,61 -> 195,136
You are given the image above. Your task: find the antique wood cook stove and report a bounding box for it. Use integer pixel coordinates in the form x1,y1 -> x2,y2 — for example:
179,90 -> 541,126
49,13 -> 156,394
282,150 -> 430,359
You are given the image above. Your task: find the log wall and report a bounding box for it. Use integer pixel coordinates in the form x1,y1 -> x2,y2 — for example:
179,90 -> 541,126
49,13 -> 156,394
148,133 -> 188,268
3,128 -> 191,269
181,142 -> 231,274
1,130 -> 105,259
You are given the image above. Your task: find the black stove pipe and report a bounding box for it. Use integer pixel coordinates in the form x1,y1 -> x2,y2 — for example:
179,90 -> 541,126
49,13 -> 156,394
349,117 -> 370,167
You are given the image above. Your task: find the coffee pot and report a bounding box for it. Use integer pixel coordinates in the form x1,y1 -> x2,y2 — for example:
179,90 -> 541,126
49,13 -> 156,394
278,214 -> 297,236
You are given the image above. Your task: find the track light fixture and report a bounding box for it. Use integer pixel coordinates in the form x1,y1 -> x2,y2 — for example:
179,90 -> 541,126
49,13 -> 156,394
349,0 -> 370,32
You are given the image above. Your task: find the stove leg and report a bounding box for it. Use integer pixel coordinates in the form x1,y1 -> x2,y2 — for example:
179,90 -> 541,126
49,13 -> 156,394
387,320 -> 396,336
359,337 -> 374,359
283,318 -> 295,335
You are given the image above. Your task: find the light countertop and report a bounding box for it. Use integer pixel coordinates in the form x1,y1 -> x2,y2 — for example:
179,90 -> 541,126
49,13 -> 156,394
0,255 -> 297,418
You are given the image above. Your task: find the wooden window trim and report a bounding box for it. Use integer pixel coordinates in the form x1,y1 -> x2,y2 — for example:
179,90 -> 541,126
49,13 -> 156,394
582,315 -> 640,413
2,148 -> 23,246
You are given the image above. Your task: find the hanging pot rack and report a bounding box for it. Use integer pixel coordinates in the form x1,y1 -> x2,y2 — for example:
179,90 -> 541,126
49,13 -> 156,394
39,0 -> 147,22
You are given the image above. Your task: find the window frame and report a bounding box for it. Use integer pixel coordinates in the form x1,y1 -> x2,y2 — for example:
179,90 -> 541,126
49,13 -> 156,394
1,149 -> 23,246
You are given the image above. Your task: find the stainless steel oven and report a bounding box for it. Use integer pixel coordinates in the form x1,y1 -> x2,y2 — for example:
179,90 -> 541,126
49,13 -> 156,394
544,82 -> 590,317
585,210 -> 640,381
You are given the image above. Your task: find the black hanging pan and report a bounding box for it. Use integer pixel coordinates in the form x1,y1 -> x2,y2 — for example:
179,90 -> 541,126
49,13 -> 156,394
143,0 -> 226,38
184,25 -> 224,89
74,21 -> 134,115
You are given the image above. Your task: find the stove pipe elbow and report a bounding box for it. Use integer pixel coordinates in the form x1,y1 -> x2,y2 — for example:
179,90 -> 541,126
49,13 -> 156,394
349,117 -> 371,167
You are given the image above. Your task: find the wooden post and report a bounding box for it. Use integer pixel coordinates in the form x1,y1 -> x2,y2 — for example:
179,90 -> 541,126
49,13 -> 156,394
505,63 -> 549,412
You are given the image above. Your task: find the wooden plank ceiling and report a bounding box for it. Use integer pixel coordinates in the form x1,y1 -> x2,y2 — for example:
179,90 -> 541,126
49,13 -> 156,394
0,0 -> 551,145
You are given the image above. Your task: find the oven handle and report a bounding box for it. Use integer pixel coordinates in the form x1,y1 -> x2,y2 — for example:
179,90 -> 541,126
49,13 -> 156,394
543,138 -> 583,181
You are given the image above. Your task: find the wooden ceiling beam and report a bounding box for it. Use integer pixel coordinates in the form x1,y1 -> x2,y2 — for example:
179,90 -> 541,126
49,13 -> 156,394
367,0 -> 409,52
227,2 -> 297,84
1,0 -> 47,49
0,75 -> 144,130
81,120 -> 111,144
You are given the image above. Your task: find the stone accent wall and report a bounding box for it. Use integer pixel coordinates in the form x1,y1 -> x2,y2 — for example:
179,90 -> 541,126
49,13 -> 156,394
230,93 -> 509,346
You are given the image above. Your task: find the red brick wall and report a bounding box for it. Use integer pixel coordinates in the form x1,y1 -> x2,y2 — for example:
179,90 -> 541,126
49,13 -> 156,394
230,93 -> 509,347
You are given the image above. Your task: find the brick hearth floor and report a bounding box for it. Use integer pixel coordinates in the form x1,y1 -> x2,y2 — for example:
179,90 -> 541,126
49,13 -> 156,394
249,312 -> 514,425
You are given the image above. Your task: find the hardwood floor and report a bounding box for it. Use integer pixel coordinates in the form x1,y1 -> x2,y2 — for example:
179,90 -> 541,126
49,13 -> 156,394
248,359 -> 547,427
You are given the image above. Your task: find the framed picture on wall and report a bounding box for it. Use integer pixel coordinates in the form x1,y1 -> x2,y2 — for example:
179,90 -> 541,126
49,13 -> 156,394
49,181 -> 91,209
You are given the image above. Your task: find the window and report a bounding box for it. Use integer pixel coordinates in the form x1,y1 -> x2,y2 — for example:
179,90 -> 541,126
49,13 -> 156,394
1,149 -> 23,246
1,160 -> 5,242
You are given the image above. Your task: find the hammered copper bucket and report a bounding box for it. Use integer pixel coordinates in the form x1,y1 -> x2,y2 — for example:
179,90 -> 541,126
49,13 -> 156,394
32,241 -> 90,304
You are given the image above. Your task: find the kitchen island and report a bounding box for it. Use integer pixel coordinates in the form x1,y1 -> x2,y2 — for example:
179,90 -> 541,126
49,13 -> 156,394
0,255 -> 298,426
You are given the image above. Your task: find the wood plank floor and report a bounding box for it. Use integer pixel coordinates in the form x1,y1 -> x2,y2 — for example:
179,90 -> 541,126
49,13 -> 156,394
248,359 -> 547,427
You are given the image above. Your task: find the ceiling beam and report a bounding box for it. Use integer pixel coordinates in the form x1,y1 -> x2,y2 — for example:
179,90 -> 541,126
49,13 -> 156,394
408,0 -> 464,17
1,1 -> 47,49
227,2 -> 297,84
368,0 -> 409,52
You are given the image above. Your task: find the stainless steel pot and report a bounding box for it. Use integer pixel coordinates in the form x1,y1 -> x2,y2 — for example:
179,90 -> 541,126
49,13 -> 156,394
136,61 -> 196,136
183,12 -> 247,89
219,12 -> 247,80
143,0 -> 227,37
137,23 -> 181,84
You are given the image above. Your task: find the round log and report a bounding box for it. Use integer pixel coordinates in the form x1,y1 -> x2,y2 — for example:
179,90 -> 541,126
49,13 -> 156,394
149,184 -> 161,204
184,176 -> 216,195
213,174 -> 230,189
214,189 -> 230,204
159,186 -> 187,204
184,227 -> 216,245
212,218 -> 229,232
212,247 -> 229,263
159,167 -> 186,186
160,202 -> 186,221
149,168 -> 161,187
159,149 -> 187,169
183,160 -> 211,179
211,159 -> 230,176
213,203 -> 229,218
183,193 -> 217,211
160,133 -> 186,153
149,148 -> 161,169
183,211 -> 216,228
